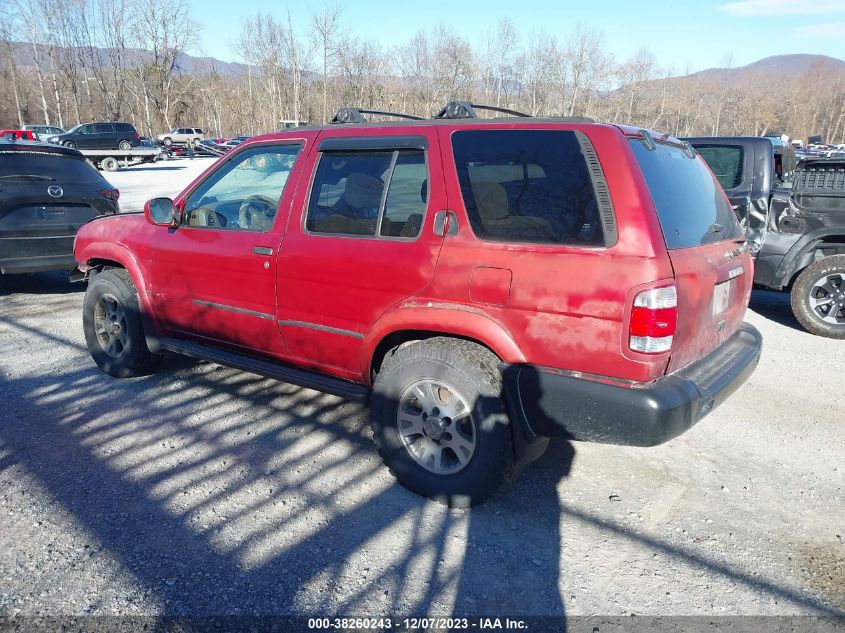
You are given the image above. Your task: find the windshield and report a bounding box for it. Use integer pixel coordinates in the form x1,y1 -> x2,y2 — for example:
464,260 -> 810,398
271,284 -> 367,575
630,139 -> 744,249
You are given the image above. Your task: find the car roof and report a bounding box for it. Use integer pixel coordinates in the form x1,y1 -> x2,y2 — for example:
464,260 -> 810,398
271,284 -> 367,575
0,140 -> 85,158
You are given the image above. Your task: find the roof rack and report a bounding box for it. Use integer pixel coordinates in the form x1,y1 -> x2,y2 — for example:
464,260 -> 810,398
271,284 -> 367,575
435,101 -> 531,120
330,108 -> 424,124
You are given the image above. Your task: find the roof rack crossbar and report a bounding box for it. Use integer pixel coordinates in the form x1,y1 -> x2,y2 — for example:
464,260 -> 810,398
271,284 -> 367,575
331,108 -> 425,124
435,101 -> 531,120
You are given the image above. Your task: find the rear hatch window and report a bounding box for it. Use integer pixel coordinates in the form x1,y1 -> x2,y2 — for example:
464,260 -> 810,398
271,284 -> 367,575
0,150 -> 102,183
630,139 -> 743,249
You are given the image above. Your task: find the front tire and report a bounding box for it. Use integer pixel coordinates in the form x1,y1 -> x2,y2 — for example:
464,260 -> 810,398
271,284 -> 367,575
162,137 -> 172,146
791,255 -> 845,338
83,269 -> 161,377
371,338 -> 515,507
63,141 -> 77,149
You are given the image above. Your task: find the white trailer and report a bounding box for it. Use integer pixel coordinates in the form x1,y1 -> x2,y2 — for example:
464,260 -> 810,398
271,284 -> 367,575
77,147 -> 166,172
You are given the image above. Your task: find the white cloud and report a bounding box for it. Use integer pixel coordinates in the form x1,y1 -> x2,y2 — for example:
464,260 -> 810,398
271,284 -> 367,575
796,21 -> 845,37
720,0 -> 845,16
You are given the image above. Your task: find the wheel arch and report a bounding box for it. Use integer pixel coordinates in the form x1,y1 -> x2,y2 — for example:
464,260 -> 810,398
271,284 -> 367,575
362,305 -> 526,387
779,233 -> 845,289
79,245 -> 163,343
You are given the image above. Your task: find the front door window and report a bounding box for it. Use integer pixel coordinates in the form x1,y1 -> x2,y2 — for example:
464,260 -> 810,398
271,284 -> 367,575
183,144 -> 302,232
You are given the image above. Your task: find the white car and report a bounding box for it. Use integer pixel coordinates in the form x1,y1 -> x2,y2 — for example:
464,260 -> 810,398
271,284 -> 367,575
156,127 -> 206,146
23,124 -> 66,142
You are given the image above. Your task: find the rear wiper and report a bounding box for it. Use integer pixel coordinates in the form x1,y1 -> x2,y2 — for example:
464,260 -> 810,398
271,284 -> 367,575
0,174 -> 55,181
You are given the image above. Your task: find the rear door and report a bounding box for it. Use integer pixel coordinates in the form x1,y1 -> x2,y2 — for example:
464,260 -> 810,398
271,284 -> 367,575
276,129 -> 446,378
93,123 -> 113,149
630,137 -> 753,372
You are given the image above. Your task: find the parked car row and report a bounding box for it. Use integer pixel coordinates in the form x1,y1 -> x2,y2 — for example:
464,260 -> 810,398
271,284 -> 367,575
70,102 -> 764,507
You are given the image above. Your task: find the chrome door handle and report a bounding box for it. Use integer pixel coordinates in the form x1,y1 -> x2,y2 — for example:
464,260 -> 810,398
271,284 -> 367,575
252,246 -> 273,256
433,210 -> 459,237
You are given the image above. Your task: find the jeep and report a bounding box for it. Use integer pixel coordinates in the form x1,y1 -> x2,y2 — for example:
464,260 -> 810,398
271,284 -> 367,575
687,136 -> 845,338
73,103 -> 762,506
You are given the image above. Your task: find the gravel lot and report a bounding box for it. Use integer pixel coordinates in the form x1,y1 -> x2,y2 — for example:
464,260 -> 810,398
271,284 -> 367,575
0,161 -> 843,622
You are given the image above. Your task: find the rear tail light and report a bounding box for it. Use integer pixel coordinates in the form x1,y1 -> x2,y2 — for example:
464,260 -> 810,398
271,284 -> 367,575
134,131 -> 140,140
629,285 -> 677,354
100,189 -> 120,201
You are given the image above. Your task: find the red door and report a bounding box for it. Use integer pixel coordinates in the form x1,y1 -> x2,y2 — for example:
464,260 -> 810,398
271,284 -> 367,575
148,140 -> 312,356
276,128 -> 447,380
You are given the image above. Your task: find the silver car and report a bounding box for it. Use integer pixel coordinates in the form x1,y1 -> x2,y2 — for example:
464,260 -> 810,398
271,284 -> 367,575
23,124 -> 66,142
156,127 -> 206,146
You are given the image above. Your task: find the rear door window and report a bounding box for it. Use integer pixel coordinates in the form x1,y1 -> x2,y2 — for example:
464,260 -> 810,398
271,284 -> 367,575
451,130 -> 606,246
694,145 -> 744,190
114,123 -> 134,132
94,123 -> 113,133
630,139 -> 744,249
306,149 -> 428,239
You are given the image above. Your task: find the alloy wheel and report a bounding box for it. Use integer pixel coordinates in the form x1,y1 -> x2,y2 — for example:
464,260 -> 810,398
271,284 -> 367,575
808,272 -> 845,326
396,379 -> 477,475
93,294 -> 129,358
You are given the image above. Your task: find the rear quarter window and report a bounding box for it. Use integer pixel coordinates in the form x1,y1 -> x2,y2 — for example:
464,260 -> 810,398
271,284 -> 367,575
114,123 -> 134,132
451,129 -> 606,246
630,139 -> 744,249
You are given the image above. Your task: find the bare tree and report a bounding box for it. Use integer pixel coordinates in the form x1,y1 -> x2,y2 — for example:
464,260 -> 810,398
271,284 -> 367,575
310,3 -> 343,124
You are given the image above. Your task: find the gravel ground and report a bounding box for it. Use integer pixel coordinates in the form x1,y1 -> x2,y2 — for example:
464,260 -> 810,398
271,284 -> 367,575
0,163 -> 843,622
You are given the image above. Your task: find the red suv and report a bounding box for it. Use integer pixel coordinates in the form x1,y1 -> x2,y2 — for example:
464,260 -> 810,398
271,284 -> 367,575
73,102 -> 762,506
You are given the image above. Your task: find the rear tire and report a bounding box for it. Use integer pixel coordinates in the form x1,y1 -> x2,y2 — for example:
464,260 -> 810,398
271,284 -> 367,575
83,269 -> 161,377
370,338 -> 515,507
118,139 -> 132,150
162,137 -> 172,146
790,255 -> 845,338
101,156 -> 119,172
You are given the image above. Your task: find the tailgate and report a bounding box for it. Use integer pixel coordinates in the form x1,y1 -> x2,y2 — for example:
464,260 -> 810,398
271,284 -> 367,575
666,242 -> 753,372
628,135 -> 752,373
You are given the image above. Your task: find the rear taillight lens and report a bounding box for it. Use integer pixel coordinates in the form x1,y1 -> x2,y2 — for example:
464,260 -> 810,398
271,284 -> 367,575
134,131 -> 139,140
629,285 -> 677,354
100,189 -> 120,201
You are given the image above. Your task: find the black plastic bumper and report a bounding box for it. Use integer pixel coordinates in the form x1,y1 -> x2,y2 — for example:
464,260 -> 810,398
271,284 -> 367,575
504,323 -> 763,447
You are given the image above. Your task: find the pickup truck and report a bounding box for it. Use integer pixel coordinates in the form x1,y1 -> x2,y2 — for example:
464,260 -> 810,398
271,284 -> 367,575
686,136 -> 845,338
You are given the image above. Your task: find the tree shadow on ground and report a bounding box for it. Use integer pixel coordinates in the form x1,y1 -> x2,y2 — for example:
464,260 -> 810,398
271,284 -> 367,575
0,312 -> 841,627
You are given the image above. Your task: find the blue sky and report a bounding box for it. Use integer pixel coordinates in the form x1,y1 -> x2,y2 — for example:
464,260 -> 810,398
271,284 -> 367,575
187,0 -> 845,73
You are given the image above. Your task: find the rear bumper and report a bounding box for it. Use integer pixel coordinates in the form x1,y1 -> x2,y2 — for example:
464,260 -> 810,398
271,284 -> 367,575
0,236 -> 76,274
504,323 -> 763,447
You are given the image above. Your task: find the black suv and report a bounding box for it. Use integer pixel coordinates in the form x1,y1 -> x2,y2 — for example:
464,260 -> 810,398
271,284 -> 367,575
0,142 -> 119,275
50,122 -> 140,151
688,136 -> 845,338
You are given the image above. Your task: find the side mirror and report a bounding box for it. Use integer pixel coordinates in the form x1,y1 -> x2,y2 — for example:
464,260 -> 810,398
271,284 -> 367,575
145,197 -> 181,227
